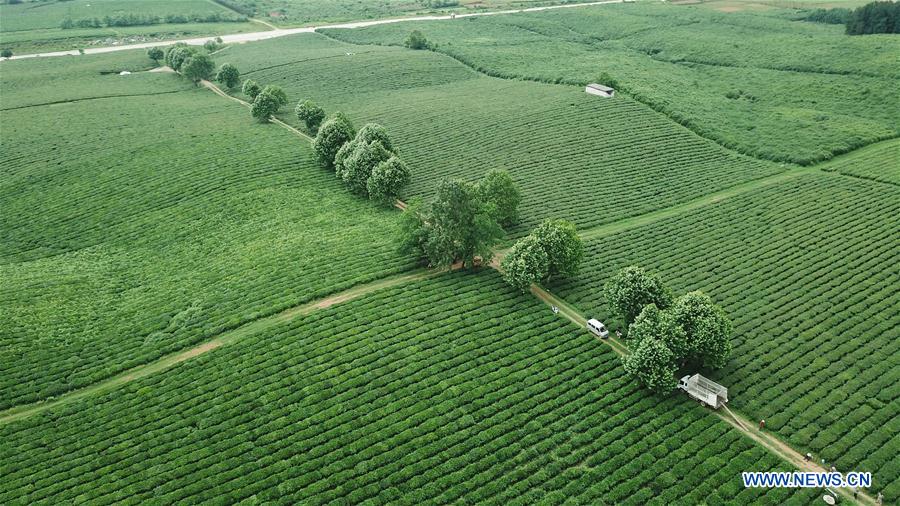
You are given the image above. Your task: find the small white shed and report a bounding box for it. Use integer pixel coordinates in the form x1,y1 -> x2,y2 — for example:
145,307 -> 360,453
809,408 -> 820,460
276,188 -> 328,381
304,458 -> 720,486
585,83 -> 615,98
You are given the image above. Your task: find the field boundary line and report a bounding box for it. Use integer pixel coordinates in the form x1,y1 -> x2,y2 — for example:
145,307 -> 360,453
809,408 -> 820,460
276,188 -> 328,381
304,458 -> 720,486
0,268 -> 446,425
0,89 -> 189,111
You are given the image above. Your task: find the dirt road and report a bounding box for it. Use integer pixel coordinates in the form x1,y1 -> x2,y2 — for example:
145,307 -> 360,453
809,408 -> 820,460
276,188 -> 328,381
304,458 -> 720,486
4,0 -> 622,61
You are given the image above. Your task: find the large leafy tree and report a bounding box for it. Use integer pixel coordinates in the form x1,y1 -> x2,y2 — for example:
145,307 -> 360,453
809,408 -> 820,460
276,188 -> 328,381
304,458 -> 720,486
181,53 -> 215,82
501,235 -> 550,292
313,113 -> 356,170
242,79 -> 261,100
260,85 -> 288,108
215,63 -> 240,89
367,156 -> 411,204
604,266 -> 673,326
401,179 -> 503,268
147,47 -> 164,63
164,44 -> 194,71
668,291 -> 732,368
250,87 -> 283,122
477,169 -> 521,227
295,99 -> 326,133
405,30 -> 428,49
501,219 -> 582,291
340,141 -> 392,195
623,336 -> 678,394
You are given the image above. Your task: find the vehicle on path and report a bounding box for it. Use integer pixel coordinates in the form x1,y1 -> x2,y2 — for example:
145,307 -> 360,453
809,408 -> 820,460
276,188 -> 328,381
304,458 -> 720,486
678,374 -> 728,409
587,319 -> 609,338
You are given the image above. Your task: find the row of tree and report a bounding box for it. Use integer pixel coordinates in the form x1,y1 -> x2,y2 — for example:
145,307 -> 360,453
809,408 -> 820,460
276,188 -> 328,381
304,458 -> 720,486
501,220 -> 583,292
313,114 -> 411,204
62,12 -> 244,29
845,1 -> 900,34
604,266 -> 732,394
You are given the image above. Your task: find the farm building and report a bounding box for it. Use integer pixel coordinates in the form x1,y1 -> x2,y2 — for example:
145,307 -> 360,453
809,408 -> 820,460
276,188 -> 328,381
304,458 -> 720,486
585,83 -> 615,97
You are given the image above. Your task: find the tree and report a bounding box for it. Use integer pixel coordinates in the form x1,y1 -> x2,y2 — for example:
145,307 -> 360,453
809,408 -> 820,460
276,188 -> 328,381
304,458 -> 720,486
242,79 -> 261,100
846,1 -> 900,34
595,71 -> 619,90
250,87 -> 282,122
354,123 -> 393,152
1,49 -> 12,58
164,44 -> 193,71
668,291 -> 732,369
476,169 -> 520,227
203,39 -> 219,52
147,47 -> 164,63
295,99 -> 326,133
313,113 -> 356,170
401,179 -> 503,268
604,266 -> 673,327
405,30 -> 429,50
181,53 -> 215,82
501,219 -> 581,291
501,235 -> 550,292
260,85 -> 288,108
340,140 -> 392,195
531,219 -> 583,280
628,303 -> 687,357
368,156 -> 411,204
216,63 -> 240,89
622,336 -> 678,394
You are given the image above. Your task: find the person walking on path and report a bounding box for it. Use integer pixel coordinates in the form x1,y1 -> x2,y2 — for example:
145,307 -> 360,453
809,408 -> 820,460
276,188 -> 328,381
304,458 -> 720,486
759,419 -> 765,430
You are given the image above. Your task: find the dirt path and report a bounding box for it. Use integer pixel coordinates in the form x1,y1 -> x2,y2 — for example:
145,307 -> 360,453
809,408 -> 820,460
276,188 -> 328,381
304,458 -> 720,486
4,0 -> 622,61
0,268 -> 444,426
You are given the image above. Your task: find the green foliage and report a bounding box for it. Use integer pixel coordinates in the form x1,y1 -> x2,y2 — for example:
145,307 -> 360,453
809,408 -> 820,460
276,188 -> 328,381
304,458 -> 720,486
531,219 -> 583,280
241,78 -> 261,100
215,63 -> 240,89
476,169 -> 520,227
501,234 -> 550,292
668,291 -> 732,369
354,122 -> 394,152
1,49 -> 11,58
203,39 -> 220,52
367,156 -> 410,204
164,43 -> 194,71
846,1 -> 900,34
604,266 -> 673,327
261,84 -> 288,107
180,53 -> 215,82
400,178 -> 503,268
146,47 -> 164,63
313,112 -> 356,170
250,86 -> 283,122
339,140 -> 392,195
294,99 -> 326,133
798,7 -> 851,25
405,29 -> 429,50
622,334 -> 678,394
595,71 -> 619,90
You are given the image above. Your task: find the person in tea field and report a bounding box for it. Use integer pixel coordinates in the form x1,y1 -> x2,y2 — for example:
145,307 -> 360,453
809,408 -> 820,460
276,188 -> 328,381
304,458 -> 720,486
759,419 -> 765,430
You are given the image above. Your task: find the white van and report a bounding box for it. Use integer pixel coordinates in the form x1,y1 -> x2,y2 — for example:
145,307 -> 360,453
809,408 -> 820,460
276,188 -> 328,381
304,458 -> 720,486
586,319 -> 609,338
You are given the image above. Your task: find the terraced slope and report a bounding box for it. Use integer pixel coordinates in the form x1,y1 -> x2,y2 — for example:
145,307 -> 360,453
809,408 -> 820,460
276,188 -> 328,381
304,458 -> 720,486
321,2 -> 900,165
549,171 -> 900,501
0,80 -> 414,409
0,272 -> 818,505
218,33 -> 784,234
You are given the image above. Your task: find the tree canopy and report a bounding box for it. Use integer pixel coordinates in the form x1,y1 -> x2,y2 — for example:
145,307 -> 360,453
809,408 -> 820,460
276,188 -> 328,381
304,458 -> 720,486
477,169 -> 521,227
295,99 -> 326,133
400,178 -> 504,268
604,266 -> 673,326
146,47 -> 164,63
340,141 -> 392,195
250,87 -> 283,122
313,113 -> 356,170
501,219 -> 582,291
668,292 -> 732,369
181,53 -> 215,82
405,30 -> 429,50
846,1 -> 900,34
622,334 -> 678,394
216,63 -> 240,89
242,79 -> 261,100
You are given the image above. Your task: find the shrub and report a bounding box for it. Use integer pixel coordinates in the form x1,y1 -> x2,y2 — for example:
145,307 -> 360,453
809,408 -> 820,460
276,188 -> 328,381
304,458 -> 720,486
146,47 -> 164,63
405,30 -> 429,50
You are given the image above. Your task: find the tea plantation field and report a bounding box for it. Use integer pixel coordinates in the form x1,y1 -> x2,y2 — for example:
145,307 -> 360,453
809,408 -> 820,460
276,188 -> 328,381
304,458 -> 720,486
550,170 -> 900,500
0,68 -> 415,409
321,2 -> 900,165
218,33 -> 784,234
820,138 -> 900,186
0,0 -> 260,54
0,271 -> 819,505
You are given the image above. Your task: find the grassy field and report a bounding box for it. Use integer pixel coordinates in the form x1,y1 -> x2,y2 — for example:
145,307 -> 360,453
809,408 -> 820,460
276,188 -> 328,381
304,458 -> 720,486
321,2 -> 899,165
216,33 -> 785,234
0,271 -> 819,504
820,137 -> 900,185
0,66 -> 415,409
549,169 -> 900,501
0,0 -> 257,54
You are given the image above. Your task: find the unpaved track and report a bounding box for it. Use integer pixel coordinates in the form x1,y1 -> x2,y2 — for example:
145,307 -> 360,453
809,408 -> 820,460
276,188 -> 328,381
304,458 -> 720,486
4,1 -> 622,61
0,269 -> 444,425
